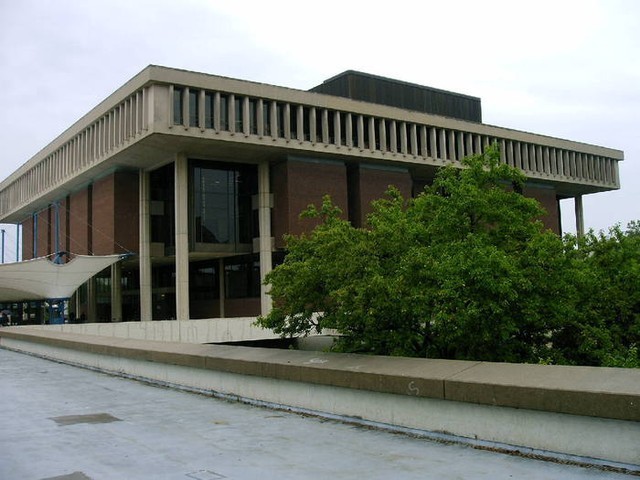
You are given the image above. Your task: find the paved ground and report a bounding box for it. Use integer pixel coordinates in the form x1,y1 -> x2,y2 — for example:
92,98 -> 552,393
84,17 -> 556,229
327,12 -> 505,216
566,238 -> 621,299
0,347 -> 634,480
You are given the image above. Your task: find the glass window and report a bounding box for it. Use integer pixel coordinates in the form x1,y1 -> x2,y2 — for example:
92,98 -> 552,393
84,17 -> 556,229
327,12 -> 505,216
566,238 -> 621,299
220,94 -> 228,130
190,260 -> 219,301
189,90 -> 199,127
150,163 -> 175,250
192,162 -> 257,246
290,105 -> 298,140
173,87 -> 183,125
263,102 -> 271,136
204,92 -> 214,128
234,97 -> 243,132
249,99 -> 257,135
225,254 -> 260,299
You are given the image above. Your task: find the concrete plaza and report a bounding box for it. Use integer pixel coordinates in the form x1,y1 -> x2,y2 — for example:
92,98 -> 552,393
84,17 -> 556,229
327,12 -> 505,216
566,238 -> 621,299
0,347 -> 632,480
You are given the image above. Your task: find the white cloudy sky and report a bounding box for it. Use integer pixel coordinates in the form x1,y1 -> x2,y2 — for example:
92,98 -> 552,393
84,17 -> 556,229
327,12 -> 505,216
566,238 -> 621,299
0,0 -> 638,259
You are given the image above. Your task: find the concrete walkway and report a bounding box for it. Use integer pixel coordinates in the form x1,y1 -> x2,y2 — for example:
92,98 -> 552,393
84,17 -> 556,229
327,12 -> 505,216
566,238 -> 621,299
0,348 -> 633,480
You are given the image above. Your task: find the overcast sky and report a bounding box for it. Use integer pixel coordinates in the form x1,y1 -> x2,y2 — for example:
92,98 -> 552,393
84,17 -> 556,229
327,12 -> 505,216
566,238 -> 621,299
0,0 -> 638,260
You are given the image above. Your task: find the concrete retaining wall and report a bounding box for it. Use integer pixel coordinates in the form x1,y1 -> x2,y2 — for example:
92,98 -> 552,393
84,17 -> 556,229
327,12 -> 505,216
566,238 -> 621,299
1,327 -> 638,470
20,318 -> 277,344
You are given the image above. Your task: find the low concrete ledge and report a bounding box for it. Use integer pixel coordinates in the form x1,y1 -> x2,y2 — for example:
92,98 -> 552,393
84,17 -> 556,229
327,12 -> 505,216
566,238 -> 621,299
1,326 -> 639,469
19,317 -> 276,344
2,327 -> 639,421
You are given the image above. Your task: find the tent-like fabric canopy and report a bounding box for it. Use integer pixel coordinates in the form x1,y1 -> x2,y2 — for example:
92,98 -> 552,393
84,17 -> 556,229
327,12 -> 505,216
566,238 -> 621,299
0,254 -> 125,302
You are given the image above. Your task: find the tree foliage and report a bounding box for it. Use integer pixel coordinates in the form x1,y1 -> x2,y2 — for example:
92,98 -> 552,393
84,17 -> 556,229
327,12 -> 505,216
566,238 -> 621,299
257,145 -> 640,366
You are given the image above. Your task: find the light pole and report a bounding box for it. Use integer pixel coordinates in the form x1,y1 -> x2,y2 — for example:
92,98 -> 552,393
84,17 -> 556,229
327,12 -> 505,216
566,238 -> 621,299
1,228 -> 5,264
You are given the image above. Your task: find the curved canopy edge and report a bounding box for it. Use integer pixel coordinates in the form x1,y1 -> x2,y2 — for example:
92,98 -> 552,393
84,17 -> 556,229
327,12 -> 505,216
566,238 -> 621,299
0,254 -> 125,302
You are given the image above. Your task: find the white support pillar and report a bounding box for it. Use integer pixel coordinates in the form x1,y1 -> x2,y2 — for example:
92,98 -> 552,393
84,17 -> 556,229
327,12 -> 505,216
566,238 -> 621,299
379,119 -> 387,152
345,113 -> 353,148
321,109 -> 329,144
575,195 -> 585,238
399,122 -> 408,154
297,105 -> 304,142
309,107 -> 317,143
139,169 -> 152,321
389,121 -> 397,153
258,161 -> 273,316
368,117 -> 376,152
175,154 -> 190,321
111,262 -> 122,322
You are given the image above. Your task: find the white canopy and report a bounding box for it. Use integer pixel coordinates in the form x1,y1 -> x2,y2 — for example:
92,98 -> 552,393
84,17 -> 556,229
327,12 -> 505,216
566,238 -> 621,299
0,254 -> 125,302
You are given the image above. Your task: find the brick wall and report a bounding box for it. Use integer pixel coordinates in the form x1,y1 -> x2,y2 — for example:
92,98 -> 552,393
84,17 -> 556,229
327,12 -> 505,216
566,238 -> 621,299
523,185 -> 561,234
69,188 -> 91,254
272,159 -> 348,248
350,166 -> 412,227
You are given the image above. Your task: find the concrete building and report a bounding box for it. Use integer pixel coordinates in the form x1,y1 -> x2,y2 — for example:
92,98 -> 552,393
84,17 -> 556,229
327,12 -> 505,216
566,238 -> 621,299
0,66 -> 624,323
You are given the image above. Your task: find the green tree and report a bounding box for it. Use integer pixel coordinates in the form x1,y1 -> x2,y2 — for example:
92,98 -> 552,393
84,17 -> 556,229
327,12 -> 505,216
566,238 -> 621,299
258,145 -> 572,362
552,223 -> 640,367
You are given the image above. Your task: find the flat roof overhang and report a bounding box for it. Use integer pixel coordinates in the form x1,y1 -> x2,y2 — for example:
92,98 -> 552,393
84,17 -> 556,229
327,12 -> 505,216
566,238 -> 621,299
0,129 -> 620,224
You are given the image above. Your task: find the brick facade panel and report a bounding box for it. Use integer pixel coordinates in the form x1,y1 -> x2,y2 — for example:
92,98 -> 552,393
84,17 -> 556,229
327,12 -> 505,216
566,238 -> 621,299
523,185 -> 560,234
92,175 -> 115,255
272,159 -> 348,247
355,167 -> 412,227
69,189 -> 91,255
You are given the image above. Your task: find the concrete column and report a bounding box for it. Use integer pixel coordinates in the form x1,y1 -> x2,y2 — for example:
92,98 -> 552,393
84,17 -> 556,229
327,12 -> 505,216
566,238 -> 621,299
400,122 -> 409,155
345,113 -> 353,148
258,161 -> 273,316
389,121 -> 397,153
575,195 -> 585,238
214,92 -> 221,131
243,96 -> 250,136
309,107 -> 317,143
321,109 -> 329,144
182,88 -> 189,129
218,258 -> 225,318
175,155 -> 190,321
429,128 -> 437,158
379,119 -> 387,152
297,105 -> 304,142
399,122 -> 407,154
368,117 -> 376,151
438,129 -> 447,161
110,262 -> 122,322
139,169 -> 153,321
410,124 -> 418,156
420,126 -> 428,157
270,101 -> 278,138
